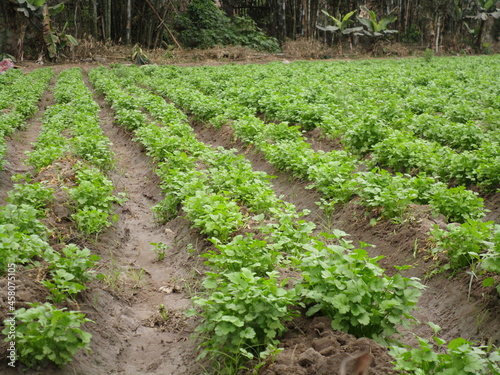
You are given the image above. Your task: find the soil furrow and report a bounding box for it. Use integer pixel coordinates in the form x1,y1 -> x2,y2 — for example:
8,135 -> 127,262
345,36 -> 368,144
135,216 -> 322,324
53,69 -> 206,375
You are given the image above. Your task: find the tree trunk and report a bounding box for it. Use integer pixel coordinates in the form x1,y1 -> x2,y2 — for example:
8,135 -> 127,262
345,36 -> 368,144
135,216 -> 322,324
42,5 -> 55,59
106,0 -> 111,40
92,0 -> 98,39
435,14 -> 441,53
476,19 -> 485,52
126,0 -> 131,45
282,0 -> 286,41
17,20 -> 27,62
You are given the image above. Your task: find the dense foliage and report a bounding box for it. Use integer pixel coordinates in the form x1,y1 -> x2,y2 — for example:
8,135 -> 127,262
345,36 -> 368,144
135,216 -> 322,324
174,0 -> 279,52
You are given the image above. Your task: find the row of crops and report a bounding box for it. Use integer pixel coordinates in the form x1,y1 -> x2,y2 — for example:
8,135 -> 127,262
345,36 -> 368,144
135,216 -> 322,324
1,57 -> 499,373
1,68 -> 122,368
89,61 -> 500,374
0,68 -> 53,169
110,58 -> 500,284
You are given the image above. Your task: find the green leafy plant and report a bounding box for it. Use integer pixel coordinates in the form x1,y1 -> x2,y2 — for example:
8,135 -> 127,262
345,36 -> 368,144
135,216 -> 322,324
150,241 -> 169,261
0,204 -> 47,236
42,244 -> 99,302
296,233 -> 424,340
305,151 -> 357,204
0,224 -> 51,273
262,204 -> 316,255
316,9 -> 362,54
205,233 -> 282,276
342,116 -> 390,155
481,225 -> 500,294
131,44 -> 150,65
354,170 -> 418,222
153,166 -> 206,222
481,225 -> 500,270
423,48 -> 434,63
357,5 -> 398,37
183,190 -> 246,243
430,219 -> 494,271
186,268 -> 297,369
390,324 -> 500,374
429,185 -> 486,223
1,302 -> 92,368
73,207 -> 118,236
357,5 -> 398,54
67,165 -> 123,235
7,179 -> 53,211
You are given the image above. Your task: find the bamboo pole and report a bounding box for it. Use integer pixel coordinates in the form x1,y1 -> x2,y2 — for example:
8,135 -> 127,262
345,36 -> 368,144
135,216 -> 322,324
126,0 -> 131,45
144,0 -> 183,50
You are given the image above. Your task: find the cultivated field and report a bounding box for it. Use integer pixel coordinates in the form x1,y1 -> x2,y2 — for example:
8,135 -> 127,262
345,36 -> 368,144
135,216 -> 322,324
1,55 -> 499,374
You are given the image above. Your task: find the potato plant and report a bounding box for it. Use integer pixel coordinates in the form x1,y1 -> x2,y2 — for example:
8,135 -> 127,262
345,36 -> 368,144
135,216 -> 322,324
91,63 -> 500,374
2,303 -> 92,368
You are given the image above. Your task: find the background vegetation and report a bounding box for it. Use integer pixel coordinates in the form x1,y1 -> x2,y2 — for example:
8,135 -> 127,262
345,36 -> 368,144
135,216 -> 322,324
0,0 -> 499,60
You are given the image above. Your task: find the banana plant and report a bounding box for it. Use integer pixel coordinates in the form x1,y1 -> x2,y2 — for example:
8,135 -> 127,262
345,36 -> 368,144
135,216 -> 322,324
10,0 -> 77,60
316,10 -> 362,54
466,0 -> 500,52
357,5 -> 398,37
357,5 -> 398,54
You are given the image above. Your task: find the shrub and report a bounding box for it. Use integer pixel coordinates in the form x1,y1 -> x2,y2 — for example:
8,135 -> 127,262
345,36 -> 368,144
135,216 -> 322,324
174,0 -> 279,52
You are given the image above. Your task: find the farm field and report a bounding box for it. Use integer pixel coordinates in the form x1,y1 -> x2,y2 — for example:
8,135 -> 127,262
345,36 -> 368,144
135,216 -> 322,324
0,55 -> 499,374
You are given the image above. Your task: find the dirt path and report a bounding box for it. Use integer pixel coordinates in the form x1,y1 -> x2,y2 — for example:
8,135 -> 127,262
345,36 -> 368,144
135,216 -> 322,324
63,69 -> 206,374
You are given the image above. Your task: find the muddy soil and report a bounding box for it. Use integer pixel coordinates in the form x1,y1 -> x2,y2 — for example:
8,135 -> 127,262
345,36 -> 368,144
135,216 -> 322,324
0,62 -> 499,375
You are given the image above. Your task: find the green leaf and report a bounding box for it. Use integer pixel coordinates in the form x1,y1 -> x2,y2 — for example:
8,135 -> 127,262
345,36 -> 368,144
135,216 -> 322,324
428,322 -> 441,335
240,327 -> 256,339
332,294 -> 350,314
220,315 -> 244,327
215,322 -> 235,336
448,337 -> 470,351
65,34 -> 78,46
483,277 -> 496,287
202,276 -> 218,289
357,313 -> 370,325
48,3 -> 64,15
342,10 -> 357,23
27,0 -> 45,7
484,0 -> 494,10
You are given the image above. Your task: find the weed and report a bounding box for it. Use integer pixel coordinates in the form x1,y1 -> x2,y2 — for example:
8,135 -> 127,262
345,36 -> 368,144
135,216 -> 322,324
150,241 -> 169,261
423,48 -> 434,63
128,267 -> 145,289
159,304 -> 169,321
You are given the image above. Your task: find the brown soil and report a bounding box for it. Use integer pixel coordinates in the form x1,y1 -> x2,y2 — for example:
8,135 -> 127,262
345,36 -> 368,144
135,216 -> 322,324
258,316 -> 399,375
0,61 -> 499,375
